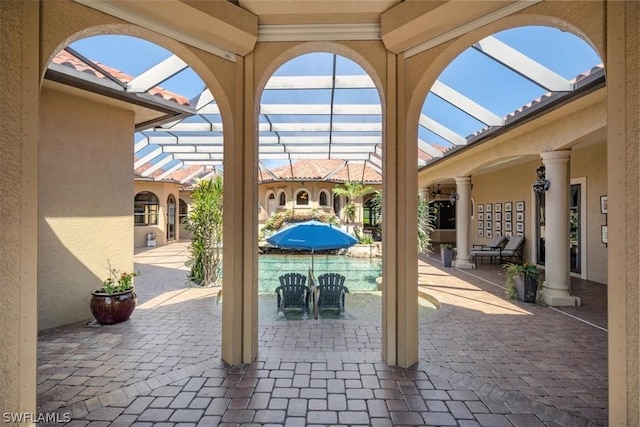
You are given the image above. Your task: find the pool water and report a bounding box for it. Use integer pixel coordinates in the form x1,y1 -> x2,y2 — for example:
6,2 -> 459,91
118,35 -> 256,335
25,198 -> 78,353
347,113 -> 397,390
259,254 -> 381,294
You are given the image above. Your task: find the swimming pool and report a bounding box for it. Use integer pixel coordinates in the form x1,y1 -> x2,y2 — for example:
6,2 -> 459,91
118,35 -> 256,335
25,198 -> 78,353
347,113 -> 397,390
259,254 -> 381,294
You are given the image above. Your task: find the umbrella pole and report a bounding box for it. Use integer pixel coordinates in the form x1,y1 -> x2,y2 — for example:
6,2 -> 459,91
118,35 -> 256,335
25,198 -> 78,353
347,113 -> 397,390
311,248 -> 314,272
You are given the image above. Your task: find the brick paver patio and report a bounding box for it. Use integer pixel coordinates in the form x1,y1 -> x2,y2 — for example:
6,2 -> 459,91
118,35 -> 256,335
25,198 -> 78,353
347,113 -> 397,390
37,242 -> 607,426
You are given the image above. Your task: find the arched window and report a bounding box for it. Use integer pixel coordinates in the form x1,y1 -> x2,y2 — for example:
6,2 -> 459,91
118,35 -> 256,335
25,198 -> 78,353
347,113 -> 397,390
179,199 -> 188,224
278,191 -> 286,206
319,190 -> 329,207
266,192 -> 276,216
296,190 -> 309,206
134,191 -> 159,225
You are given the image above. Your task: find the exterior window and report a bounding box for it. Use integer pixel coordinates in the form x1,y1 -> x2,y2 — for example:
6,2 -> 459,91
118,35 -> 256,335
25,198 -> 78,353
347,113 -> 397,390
429,200 -> 455,230
134,191 -> 159,225
167,194 -> 176,240
296,190 -> 309,206
319,190 -> 328,206
179,199 -> 188,224
278,192 -> 286,206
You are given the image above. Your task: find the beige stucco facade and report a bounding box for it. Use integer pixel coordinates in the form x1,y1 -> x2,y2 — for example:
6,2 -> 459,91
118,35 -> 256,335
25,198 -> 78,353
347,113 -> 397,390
1,0 -> 639,424
258,181 -> 381,230
37,87 -> 134,331
133,180 -> 181,247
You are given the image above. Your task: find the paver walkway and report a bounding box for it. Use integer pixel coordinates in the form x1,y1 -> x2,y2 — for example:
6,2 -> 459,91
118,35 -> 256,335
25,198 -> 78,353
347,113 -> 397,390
37,242 -> 608,426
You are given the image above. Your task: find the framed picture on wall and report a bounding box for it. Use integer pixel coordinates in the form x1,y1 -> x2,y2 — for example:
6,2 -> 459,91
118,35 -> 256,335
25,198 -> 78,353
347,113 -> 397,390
600,196 -> 608,214
505,222 -> 512,231
505,231 -> 513,238
478,204 -> 484,213
505,202 -> 512,212
478,212 -> 484,221
486,229 -> 493,239
496,212 -> 502,222
496,231 -> 502,237
516,212 -> 524,222
516,222 -> 524,232
486,203 -> 492,212
486,212 -> 492,221
516,232 -> 524,237
495,203 -> 502,213
478,229 -> 484,237
495,222 -> 502,231
478,220 -> 483,229
601,225 -> 608,244
505,212 -> 512,222
516,201 -> 525,212
486,221 -> 492,230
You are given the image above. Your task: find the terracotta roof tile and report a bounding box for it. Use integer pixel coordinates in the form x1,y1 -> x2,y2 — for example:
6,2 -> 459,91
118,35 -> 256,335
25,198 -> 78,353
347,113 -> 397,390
52,50 -> 191,106
259,159 -> 381,184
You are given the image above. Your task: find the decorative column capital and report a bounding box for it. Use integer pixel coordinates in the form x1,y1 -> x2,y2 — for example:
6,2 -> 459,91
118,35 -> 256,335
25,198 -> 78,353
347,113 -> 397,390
540,150 -> 570,165
454,176 -> 472,185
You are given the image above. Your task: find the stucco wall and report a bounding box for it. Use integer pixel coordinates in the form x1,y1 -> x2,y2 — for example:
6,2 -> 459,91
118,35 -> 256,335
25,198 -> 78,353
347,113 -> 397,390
133,181 -> 180,247
470,142 -> 608,284
471,160 -> 539,263
571,142 -> 608,284
38,87 -> 134,330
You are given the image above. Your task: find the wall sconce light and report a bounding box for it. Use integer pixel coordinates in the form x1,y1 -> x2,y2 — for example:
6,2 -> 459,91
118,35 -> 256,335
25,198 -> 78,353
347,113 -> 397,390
449,192 -> 459,205
532,165 -> 550,197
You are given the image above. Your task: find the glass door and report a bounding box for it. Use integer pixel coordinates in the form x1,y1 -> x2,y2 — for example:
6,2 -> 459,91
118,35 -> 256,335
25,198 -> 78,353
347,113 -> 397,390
167,194 -> 176,241
570,184 -> 581,274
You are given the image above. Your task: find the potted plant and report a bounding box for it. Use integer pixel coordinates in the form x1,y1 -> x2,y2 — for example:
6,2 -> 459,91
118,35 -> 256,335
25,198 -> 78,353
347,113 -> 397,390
440,243 -> 455,267
90,267 -> 139,325
504,262 -> 540,303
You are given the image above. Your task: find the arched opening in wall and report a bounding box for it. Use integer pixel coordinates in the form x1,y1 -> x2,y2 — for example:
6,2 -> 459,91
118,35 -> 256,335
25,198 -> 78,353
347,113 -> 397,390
415,24 -> 605,421
38,33 -> 226,412
257,51 -> 383,346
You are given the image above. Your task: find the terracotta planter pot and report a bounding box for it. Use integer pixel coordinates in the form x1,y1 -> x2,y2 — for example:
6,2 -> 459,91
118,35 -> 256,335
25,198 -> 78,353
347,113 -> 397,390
90,289 -> 137,325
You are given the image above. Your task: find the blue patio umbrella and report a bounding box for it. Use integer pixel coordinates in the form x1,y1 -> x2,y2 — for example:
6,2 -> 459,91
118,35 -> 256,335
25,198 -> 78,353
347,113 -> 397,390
266,220 -> 358,270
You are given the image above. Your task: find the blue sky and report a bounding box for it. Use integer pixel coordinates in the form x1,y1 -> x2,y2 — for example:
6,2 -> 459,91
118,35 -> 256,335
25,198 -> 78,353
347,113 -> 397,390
71,26 -> 601,165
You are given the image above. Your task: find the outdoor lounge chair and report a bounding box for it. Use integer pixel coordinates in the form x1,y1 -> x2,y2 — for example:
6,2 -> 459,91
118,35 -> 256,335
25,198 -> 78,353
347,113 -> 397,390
275,273 -> 311,315
470,235 -> 507,264
317,273 -> 349,314
472,235 -> 525,264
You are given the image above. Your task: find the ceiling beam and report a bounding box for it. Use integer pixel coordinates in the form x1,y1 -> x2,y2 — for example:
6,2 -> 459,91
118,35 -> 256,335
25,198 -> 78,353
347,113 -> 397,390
430,81 -> 503,126
472,36 -> 573,92
127,55 -> 188,93
419,114 -> 466,145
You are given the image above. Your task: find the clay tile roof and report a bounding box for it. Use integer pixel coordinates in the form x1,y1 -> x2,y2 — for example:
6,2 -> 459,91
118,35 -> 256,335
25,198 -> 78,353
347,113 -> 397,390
267,159 -> 346,181
465,64 -> 605,143
326,162 -> 381,183
52,49 -> 191,106
164,165 -> 205,182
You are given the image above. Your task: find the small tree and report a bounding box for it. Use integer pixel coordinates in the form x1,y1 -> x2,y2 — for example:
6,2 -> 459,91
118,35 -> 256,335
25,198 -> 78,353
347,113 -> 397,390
332,181 -> 375,239
370,190 -> 434,252
417,198 -> 435,253
184,177 -> 223,287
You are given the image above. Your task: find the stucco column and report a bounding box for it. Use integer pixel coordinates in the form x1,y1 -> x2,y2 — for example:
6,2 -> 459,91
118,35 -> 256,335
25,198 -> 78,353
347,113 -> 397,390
382,51 -> 418,368
221,53 -> 258,365
453,177 -> 474,269
540,151 -> 576,306
607,2 -> 639,423
1,0 -> 39,418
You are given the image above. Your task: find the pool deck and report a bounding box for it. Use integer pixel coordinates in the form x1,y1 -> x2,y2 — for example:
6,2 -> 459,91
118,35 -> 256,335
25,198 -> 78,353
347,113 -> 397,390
37,241 -> 607,426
